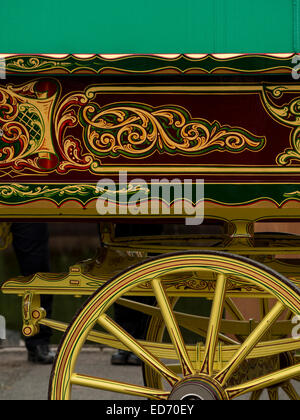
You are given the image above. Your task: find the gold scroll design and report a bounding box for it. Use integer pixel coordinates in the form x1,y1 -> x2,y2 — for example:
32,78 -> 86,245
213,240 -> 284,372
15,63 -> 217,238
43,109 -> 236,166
260,86 -> 300,166
0,184 -> 100,199
54,93 -> 94,173
80,104 -> 265,166
138,274 -> 263,294
0,81 -> 57,171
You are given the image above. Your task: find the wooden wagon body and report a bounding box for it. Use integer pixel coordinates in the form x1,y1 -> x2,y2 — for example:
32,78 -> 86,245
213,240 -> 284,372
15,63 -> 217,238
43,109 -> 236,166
0,53 -> 299,400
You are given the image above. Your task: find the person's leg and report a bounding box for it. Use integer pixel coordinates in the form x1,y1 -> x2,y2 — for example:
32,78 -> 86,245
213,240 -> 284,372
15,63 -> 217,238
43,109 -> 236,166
111,224 -> 161,365
112,297 -> 156,365
10,223 -> 54,363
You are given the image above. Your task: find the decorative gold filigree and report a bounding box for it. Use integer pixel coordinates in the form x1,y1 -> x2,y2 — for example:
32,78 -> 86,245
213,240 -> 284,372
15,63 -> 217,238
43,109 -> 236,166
9,57 -> 72,72
54,93 -> 93,173
80,104 -> 265,159
0,184 -> 100,199
283,191 -> 300,198
0,80 -> 267,175
137,275 -> 263,293
261,86 -> 300,165
0,80 -> 58,171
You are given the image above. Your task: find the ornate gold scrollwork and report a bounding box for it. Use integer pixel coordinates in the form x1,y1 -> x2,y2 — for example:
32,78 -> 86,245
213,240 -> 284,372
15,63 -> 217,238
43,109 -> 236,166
80,104 -> 265,160
0,80 -> 58,171
0,80 -> 267,175
260,85 -> 300,165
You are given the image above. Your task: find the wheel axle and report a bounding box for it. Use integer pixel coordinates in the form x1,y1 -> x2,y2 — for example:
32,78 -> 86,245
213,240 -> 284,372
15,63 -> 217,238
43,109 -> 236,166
168,375 -> 228,401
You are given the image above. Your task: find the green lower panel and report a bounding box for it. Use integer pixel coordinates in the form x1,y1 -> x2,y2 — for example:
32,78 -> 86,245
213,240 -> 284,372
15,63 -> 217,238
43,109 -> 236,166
0,183 -> 298,207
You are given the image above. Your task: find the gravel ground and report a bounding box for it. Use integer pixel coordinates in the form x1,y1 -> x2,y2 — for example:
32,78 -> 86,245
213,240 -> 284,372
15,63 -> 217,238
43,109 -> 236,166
0,343 -> 299,401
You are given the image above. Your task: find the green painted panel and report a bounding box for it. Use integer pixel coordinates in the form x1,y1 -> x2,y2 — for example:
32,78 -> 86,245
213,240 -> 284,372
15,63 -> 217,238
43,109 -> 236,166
0,0 -> 298,54
0,183 -> 298,208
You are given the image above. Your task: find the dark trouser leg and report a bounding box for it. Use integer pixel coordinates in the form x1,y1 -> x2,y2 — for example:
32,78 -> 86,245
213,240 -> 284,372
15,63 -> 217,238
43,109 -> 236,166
10,223 -> 53,350
110,224 -> 161,364
114,297 -> 156,340
113,224 -> 162,338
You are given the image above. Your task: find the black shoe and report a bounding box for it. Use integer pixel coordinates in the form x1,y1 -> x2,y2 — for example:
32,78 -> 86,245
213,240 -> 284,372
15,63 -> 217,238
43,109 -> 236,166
111,350 -> 130,365
127,353 -> 142,366
28,344 -> 55,365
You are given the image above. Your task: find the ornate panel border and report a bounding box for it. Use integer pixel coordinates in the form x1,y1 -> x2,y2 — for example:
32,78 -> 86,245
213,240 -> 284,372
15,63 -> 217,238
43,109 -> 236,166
1,80 -> 300,177
1,54 -> 296,76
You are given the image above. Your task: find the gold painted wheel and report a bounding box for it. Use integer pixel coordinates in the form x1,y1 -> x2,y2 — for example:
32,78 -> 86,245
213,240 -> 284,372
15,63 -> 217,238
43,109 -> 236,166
49,251 -> 300,400
143,298 -> 300,400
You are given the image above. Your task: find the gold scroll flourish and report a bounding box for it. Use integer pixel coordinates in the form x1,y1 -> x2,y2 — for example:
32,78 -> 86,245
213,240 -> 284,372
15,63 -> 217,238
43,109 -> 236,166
0,184 -> 100,199
0,80 -> 57,170
81,104 -> 266,159
0,87 -> 34,164
260,86 -> 300,166
55,93 -> 94,173
138,275 -> 263,293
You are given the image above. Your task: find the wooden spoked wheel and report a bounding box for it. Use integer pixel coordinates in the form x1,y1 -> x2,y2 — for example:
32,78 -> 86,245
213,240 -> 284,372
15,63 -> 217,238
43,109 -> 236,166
143,297 -> 300,400
49,251 -> 300,400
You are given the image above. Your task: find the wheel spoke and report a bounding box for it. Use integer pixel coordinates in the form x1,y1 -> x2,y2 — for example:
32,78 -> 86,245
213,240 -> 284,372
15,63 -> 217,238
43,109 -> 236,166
281,381 -> 300,400
200,273 -> 227,375
225,298 -> 245,322
98,313 -> 181,386
226,364 -> 300,399
224,298 -> 247,343
71,373 -> 169,400
250,389 -> 263,400
118,298 -> 238,345
260,299 -> 272,341
214,301 -> 285,386
259,299 -> 270,319
267,387 -> 279,400
49,251 -> 300,401
152,278 -> 195,376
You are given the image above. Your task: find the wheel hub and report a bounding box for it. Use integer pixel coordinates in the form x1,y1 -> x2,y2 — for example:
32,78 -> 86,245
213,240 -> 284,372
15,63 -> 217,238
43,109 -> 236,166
168,375 -> 228,400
